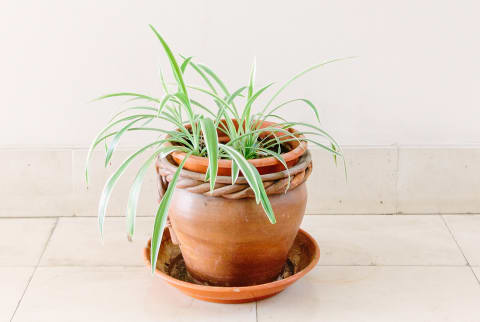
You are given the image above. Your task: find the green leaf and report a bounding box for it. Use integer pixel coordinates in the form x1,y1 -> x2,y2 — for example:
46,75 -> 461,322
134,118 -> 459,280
265,98 -> 321,124
159,69 -> 170,94
242,82 -> 274,128
85,114 -> 157,185
157,94 -> 175,117
226,86 -> 247,105
192,60 -> 241,116
149,25 -> 189,99
185,85 -> 238,120
151,152 -> 192,273
220,144 -> 276,224
261,113 -> 289,123
252,169 -> 276,224
98,140 -> 169,236
226,125 -> 297,148
220,144 -> 260,202
149,26 -> 197,144
180,56 -> 193,74
104,117 -> 149,167
190,99 -> 217,117
257,148 -> 290,192
93,92 -> 160,103
173,92 -> 191,116
199,117 -> 219,191
126,145 -> 183,239
197,63 -> 230,97
231,160 -> 240,184
282,121 -> 341,151
247,58 -> 256,100
179,55 -> 217,94
267,136 -> 340,156
331,143 -> 337,165
96,127 -> 193,151
109,106 -> 158,123
262,57 -> 356,114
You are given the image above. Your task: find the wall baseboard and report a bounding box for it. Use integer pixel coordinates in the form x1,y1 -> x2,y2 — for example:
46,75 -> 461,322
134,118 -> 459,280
1,146 -> 479,217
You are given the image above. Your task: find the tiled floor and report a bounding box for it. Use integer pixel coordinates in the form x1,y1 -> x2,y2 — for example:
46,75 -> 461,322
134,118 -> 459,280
1,215 -> 479,322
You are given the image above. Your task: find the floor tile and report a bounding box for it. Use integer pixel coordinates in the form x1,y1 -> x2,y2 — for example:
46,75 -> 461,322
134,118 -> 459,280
306,147 -> 397,214
444,215 -> 480,265
13,267 -> 256,322
0,267 -> 33,322
301,215 -> 466,265
472,267 -> 480,283
0,219 -> 56,266
257,266 -> 480,322
40,217 -> 154,266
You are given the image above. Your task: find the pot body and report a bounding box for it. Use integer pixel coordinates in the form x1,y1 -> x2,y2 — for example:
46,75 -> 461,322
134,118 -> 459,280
168,183 -> 307,286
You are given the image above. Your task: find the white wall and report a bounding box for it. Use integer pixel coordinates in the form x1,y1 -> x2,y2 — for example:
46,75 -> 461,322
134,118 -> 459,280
1,0 -> 479,148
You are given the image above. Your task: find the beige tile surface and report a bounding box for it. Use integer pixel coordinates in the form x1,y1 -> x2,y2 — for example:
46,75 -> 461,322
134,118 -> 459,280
0,267 -> 33,322
12,267 -> 256,322
0,150 -> 72,216
257,266 -> 480,322
444,215 -> 480,265
397,147 -> 480,213
72,149 -> 158,216
40,217 -> 153,266
0,219 -> 56,266
306,147 -> 397,214
301,215 -> 466,265
1,147 -> 480,217
472,267 -> 480,283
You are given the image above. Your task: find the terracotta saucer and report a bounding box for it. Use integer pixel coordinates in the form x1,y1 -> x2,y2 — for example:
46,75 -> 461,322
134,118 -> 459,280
143,228 -> 320,304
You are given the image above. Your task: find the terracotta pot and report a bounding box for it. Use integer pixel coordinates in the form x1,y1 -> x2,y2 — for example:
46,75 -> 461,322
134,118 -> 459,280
168,120 -> 308,175
144,228 -> 320,303
167,183 -> 307,286
157,151 -> 312,287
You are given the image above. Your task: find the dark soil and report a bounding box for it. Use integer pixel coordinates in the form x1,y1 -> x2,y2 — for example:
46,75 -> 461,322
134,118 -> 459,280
181,135 -> 291,159
153,229 -> 312,287
166,255 -> 295,285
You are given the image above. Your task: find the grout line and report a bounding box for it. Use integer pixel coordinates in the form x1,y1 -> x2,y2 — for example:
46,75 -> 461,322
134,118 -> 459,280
9,217 -> 59,322
0,215 -> 157,219
1,144 -> 480,150
440,215 -> 470,266
305,212 -> 480,216
7,263 -> 476,269
36,264 -> 147,268
394,142 -> 400,215
2,213 -> 480,219
442,215 -> 480,284
315,264 -> 470,267
255,301 -> 258,322
472,268 -> 480,286
37,264 -> 461,270
439,215 -> 480,284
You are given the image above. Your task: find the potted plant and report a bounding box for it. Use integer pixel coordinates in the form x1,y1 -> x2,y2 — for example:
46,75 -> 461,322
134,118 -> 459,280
86,25 -> 347,287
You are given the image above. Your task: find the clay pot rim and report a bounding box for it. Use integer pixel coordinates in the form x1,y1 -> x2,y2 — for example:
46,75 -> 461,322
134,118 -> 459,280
143,228 -> 320,292
164,120 -> 308,171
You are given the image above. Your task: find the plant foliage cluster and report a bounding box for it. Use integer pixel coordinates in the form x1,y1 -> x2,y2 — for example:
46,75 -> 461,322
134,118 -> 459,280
86,25 -> 348,271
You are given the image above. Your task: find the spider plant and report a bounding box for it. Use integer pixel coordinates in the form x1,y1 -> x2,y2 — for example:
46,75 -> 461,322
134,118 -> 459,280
86,25 -> 349,272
